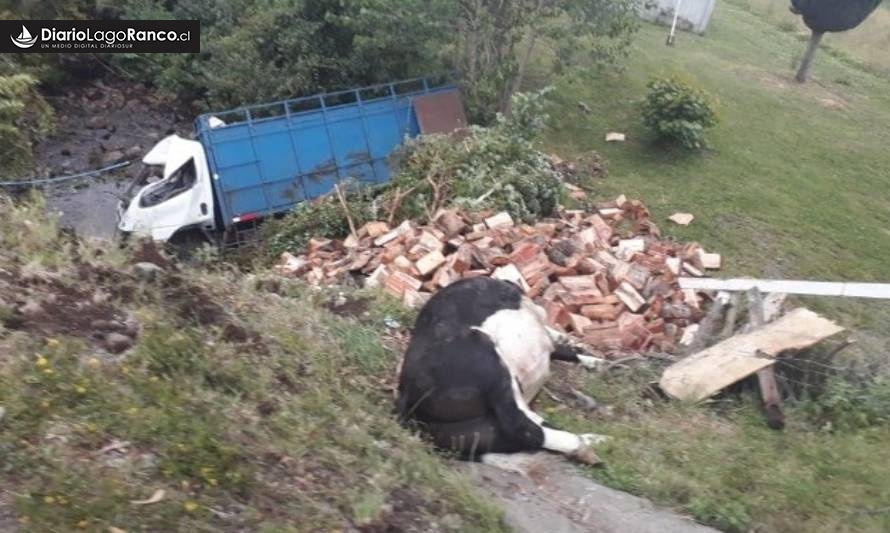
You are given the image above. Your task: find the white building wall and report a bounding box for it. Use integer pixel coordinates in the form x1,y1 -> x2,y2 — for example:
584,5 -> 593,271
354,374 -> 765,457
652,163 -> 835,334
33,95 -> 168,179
639,0 -> 717,34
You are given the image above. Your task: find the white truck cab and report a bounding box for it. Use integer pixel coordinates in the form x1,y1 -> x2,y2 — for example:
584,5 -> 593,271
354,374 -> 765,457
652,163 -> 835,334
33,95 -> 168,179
117,134 -> 216,242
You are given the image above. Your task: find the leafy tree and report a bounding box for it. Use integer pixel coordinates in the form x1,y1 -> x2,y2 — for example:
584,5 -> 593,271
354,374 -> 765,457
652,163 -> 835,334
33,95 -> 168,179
454,0 -> 638,123
790,0 -> 884,82
113,0 -> 448,108
0,65 -> 53,174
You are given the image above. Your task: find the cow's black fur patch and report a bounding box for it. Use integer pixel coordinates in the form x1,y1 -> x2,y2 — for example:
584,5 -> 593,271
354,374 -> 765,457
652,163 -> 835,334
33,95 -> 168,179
397,278 -> 546,457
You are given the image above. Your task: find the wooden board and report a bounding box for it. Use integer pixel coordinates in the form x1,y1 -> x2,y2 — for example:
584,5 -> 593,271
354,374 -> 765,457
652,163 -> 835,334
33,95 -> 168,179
660,308 -> 844,401
413,89 -> 468,134
678,278 -> 890,299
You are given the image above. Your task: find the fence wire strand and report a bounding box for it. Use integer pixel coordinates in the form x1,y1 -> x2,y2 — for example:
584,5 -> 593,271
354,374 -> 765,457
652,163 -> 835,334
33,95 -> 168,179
0,160 -> 132,188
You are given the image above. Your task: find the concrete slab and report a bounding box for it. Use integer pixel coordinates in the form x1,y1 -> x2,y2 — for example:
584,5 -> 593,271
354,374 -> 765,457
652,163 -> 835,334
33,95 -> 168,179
458,453 -> 718,533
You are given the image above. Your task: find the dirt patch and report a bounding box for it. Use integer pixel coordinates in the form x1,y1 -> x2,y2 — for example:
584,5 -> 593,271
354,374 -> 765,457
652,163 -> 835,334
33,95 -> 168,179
0,259 -> 137,351
358,487 -> 448,532
159,274 -> 268,351
324,294 -> 371,318
817,96 -> 848,110
760,74 -> 790,91
552,151 -> 609,183
129,239 -> 176,271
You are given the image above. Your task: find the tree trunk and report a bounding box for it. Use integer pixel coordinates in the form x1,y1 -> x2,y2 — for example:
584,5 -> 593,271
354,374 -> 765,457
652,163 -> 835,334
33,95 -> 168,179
503,0 -> 544,117
503,29 -> 538,117
795,30 -> 824,83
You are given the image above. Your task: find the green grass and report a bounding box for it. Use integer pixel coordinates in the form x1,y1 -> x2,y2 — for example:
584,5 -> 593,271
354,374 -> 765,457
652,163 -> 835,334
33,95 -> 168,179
540,366 -> 890,532
533,2 -> 890,531
0,198 -> 504,532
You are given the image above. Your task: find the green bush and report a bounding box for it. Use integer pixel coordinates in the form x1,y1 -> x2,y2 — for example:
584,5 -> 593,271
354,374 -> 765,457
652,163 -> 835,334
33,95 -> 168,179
387,89 -> 563,223
802,377 -> 890,431
0,67 -> 54,174
642,77 -> 717,150
263,185 -> 377,257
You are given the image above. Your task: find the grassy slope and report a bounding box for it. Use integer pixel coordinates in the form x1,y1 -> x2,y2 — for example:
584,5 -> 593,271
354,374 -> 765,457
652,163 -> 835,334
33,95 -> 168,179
537,1 -> 890,531
0,198 -> 504,532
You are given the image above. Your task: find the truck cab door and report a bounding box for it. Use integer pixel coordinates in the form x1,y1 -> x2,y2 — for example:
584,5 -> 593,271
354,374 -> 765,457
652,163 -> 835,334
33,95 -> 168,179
130,154 -> 214,242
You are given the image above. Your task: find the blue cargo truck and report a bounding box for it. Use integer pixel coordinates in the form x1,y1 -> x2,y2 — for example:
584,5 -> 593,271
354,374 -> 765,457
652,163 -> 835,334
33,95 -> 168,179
117,76 -> 462,245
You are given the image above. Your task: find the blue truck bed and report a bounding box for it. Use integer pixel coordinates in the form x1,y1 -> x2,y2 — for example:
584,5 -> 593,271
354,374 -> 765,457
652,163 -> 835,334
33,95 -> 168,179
195,76 -> 457,228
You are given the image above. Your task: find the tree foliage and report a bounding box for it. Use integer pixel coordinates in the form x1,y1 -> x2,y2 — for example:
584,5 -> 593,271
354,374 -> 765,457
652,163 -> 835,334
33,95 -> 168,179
454,0 -> 639,122
111,0 -> 448,108
0,59 -> 54,174
790,0 -> 884,82
790,0 -> 884,33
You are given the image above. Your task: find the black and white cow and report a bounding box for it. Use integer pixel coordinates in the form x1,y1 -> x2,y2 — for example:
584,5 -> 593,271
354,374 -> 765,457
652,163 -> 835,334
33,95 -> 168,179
396,277 -> 605,465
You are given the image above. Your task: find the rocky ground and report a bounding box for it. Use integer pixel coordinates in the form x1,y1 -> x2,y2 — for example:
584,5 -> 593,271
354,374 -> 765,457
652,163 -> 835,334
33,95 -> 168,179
30,80 -> 190,239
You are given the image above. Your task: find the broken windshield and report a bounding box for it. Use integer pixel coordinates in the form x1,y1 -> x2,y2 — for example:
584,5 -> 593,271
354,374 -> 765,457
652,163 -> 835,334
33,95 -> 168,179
139,159 -> 197,208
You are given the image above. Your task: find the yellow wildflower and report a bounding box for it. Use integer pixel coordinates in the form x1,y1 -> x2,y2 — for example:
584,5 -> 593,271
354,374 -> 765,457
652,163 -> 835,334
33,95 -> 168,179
75,385 -> 87,394
127,407 -> 139,416
44,495 -> 55,504
46,338 -> 60,348
42,368 -> 55,376
183,501 -> 199,512
87,357 -> 101,368
77,519 -> 89,529
35,355 -> 48,368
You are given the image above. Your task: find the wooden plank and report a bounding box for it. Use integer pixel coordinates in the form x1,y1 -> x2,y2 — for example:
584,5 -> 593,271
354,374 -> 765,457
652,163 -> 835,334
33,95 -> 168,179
678,278 -> 890,299
660,308 -> 844,401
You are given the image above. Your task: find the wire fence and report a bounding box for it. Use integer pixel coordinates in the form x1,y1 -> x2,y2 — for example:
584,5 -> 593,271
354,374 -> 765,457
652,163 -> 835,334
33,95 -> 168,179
0,160 -> 132,189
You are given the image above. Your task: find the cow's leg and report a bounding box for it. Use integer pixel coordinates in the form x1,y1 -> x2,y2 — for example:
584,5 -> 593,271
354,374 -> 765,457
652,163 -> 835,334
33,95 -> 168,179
546,326 -> 605,370
486,372 -> 603,465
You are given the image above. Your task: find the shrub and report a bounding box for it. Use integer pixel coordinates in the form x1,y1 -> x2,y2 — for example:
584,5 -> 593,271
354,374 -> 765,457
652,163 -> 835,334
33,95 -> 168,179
0,67 -> 54,174
641,78 -> 717,150
802,376 -> 890,431
262,184 -> 377,257
386,89 -> 563,223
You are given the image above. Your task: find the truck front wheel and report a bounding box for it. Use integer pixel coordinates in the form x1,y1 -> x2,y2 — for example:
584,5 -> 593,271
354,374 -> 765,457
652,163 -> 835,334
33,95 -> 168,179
167,228 -> 216,261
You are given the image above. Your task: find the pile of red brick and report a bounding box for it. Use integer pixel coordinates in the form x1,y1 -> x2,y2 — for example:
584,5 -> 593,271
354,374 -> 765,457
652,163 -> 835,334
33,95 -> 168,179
274,196 -> 721,355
